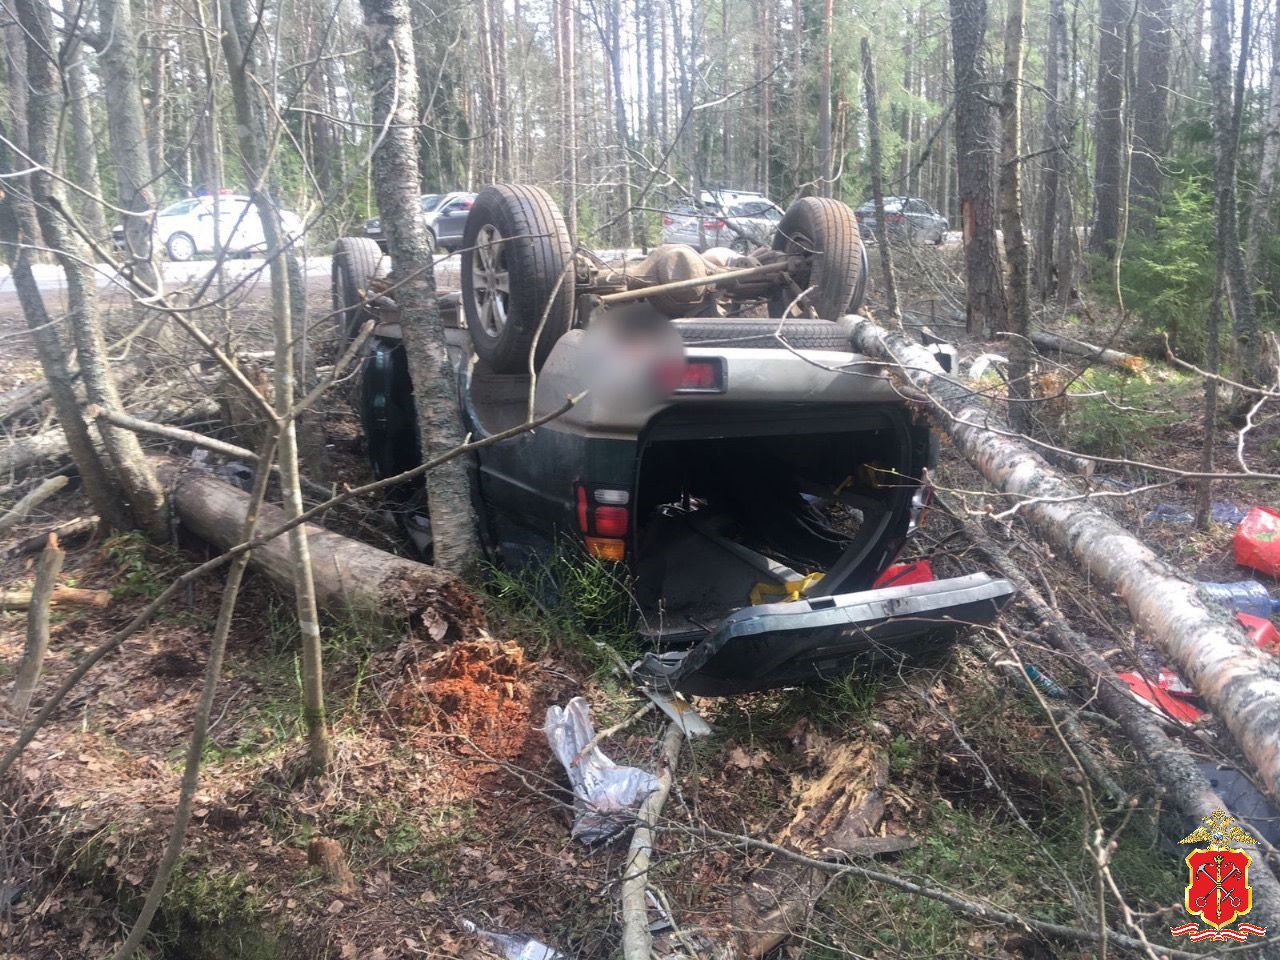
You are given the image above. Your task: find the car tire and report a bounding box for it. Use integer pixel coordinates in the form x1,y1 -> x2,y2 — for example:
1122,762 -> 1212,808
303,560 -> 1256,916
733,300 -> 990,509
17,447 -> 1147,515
332,236 -> 386,345
462,184 -> 574,374
768,197 -> 866,319
672,318 -> 853,350
166,232 -> 196,262
425,227 -> 439,255
933,228 -> 946,246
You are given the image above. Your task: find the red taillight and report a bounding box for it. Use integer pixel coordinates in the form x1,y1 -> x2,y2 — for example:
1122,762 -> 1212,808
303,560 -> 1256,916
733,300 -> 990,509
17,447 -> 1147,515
594,506 -> 630,537
574,483 -> 631,545
704,219 -> 726,231
675,357 -> 726,393
661,215 -> 674,226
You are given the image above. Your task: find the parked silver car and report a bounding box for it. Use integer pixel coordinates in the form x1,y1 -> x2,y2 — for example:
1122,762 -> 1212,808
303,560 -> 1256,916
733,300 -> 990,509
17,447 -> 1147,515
855,197 -> 948,245
365,191 -> 476,252
660,190 -> 785,253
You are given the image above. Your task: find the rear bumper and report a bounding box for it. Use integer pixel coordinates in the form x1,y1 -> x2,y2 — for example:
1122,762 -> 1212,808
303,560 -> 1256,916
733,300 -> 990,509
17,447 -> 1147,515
634,573 -> 1015,696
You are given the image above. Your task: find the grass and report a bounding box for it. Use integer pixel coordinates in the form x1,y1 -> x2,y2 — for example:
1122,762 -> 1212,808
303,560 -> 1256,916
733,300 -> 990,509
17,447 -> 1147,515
1062,367 -> 1200,460
484,547 -> 640,673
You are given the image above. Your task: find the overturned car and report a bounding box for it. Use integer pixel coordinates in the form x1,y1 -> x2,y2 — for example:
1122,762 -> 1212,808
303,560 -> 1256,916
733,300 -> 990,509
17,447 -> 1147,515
331,184 -> 1014,696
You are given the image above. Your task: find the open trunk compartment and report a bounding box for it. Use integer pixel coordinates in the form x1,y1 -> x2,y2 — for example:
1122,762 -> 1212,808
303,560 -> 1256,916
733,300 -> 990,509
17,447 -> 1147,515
632,404 -> 924,643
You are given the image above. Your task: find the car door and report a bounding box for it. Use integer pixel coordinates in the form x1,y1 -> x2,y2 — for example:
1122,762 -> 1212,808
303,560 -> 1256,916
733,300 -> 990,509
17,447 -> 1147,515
904,199 -> 934,241
433,195 -> 475,248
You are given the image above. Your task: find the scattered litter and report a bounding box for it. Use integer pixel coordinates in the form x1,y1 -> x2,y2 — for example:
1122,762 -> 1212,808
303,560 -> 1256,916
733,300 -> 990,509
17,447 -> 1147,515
872,560 -> 935,589
1235,506 -> 1280,577
1199,580 -> 1280,620
1157,667 -> 1195,697
461,919 -> 567,960
1023,663 -> 1068,699
1195,763 -> 1280,848
1146,503 -> 1194,524
642,689 -> 713,738
545,697 -> 660,844
1213,501 -> 1248,526
967,353 -> 1007,380
1237,612 -> 1280,653
1116,672 -> 1206,726
1144,501 -> 1247,525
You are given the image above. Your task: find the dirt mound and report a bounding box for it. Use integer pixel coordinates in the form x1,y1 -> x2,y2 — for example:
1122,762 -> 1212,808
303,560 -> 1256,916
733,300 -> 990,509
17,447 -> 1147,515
390,638 -> 532,759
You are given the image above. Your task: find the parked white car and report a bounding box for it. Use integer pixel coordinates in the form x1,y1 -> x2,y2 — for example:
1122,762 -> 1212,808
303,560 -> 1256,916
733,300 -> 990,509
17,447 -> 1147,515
112,194 -> 304,261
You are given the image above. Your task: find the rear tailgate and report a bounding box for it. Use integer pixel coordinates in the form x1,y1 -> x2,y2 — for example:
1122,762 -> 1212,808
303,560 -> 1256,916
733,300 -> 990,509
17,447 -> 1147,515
634,573 -> 1015,696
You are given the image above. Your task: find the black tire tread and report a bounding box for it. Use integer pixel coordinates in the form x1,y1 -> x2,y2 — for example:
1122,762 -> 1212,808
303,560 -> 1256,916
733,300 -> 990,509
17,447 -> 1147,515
462,184 -> 574,373
672,318 -> 852,350
769,197 -> 866,319
332,236 -> 385,344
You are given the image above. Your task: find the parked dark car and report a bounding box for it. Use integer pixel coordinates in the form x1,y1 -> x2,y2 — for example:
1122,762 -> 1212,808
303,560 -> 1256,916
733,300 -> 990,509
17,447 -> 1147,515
365,191 -> 476,252
855,197 -> 948,245
331,185 -> 1013,696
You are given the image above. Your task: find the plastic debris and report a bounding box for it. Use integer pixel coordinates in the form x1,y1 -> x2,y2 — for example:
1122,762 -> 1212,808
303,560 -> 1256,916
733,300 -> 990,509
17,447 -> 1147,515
1237,612 -> 1280,653
1116,672 -> 1206,726
1235,506 -> 1280,577
461,920 -> 567,960
545,697 -> 660,844
1198,580 -> 1280,620
1146,503 -> 1194,524
967,353 -> 1007,381
1144,501 -> 1247,525
1195,763 -> 1280,848
1212,501 -> 1248,526
872,559 -> 935,589
1023,663 -> 1068,699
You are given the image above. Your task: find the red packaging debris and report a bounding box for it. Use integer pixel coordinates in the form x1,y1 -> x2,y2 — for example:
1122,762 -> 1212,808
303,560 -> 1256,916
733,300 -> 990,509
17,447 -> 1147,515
1116,672 -> 1206,725
873,560 -> 935,589
1238,612 -> 1280,653
1235,506 -> 1280,578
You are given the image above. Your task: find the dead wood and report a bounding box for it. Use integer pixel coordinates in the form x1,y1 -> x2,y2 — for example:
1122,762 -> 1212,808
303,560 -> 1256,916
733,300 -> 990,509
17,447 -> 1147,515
1014,329 -> 1145,373
621,722 -> 683,960
8,534 -> 64,717
1,517 -> 99,559
0,475 -> 68,537
949,502 -> 1280,935
717,743 -> 890,958
154,458 -> 475,626
849,317 -> 1280,802
0,585 -> 110,609
307,838 -> 357,894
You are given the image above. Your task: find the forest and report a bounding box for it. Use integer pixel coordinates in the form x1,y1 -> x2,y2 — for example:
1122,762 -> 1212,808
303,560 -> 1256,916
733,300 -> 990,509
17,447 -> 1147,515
2,0 -> 1280,955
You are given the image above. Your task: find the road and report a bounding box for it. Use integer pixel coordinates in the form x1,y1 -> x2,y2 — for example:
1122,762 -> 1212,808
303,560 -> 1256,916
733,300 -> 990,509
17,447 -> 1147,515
0,253 -> 463,297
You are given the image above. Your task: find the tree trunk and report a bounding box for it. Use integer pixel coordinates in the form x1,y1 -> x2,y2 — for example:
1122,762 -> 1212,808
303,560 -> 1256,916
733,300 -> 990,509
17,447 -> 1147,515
1036,0 -> 1067,300
1088,0 -> 1127,255
1130,0 -> 1172,218
949,0 -> 1008,334
18,0 -> 169,541
999,0 -> 1032,431
607,0 -> 635,248
848,316 -> 1280,801
219,0 -> 331,775
158,462 -> 475,625
860,38 -> 899,321
1209,0 -> 1261,383
1245,15 -> 1280,283
64,43 -> 108,245
97,0 -> 159,291
817,0 -> 833,196
360,0 -> 483,573
559,0 -> 578,238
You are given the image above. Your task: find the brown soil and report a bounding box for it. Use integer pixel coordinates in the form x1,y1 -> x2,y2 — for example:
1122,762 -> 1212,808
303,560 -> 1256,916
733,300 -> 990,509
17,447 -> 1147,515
388,638 -> 533,760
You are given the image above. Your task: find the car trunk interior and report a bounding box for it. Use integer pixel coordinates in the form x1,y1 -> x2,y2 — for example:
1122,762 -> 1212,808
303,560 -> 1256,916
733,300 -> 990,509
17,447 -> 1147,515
633,405 -> 916,644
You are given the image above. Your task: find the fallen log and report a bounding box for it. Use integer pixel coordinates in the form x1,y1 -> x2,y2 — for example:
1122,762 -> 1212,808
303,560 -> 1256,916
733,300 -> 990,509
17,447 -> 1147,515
154,460 -> 477,627
1018,329 -> 1144,373
0,393 -> 221,476
8,534 -> 64,717
848,316 -> 1280,799
0,475 -> 69,537
949,499 -> 1280,934
0,585 -> 111,609
1,516 -> 99,559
